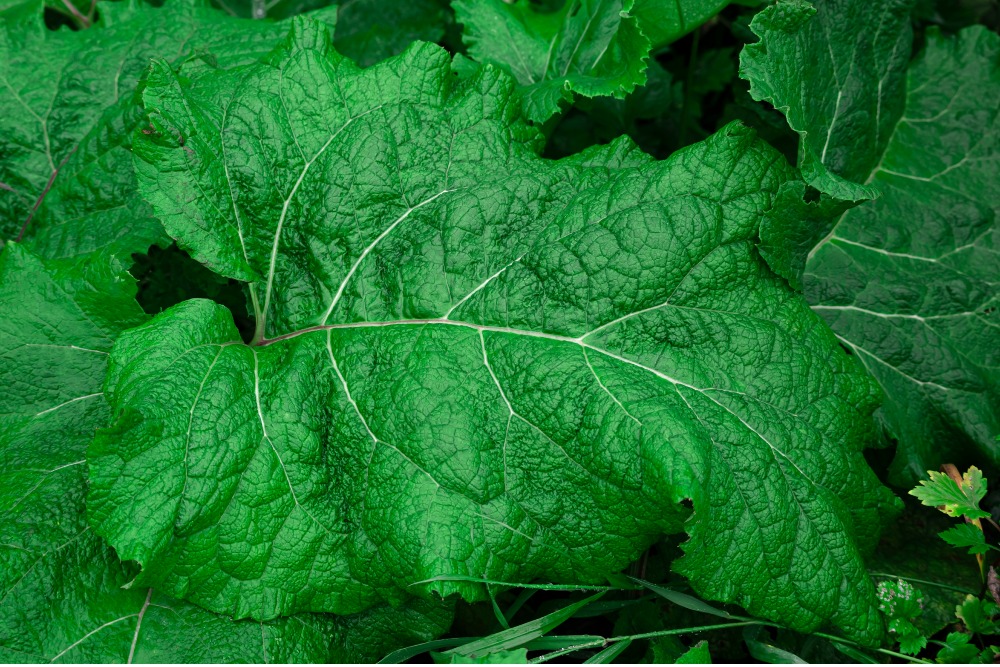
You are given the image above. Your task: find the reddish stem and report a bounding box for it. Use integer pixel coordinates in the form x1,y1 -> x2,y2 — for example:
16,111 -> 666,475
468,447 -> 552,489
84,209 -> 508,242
60,0 -> 90,27
17,147 -> 76,243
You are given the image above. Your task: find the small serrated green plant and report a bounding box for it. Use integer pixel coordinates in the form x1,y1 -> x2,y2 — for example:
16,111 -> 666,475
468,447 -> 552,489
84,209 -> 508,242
890,464 -> 1000,663
877,579 -> 927,655
911,466 -> 992,521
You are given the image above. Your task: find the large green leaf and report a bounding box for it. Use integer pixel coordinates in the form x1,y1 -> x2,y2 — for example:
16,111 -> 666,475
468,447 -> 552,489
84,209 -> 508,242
453,0 -> 651,122
0,0 -> 334,257
745,0 -> 1000,485
86,18 -> 897,642
0,244 -> 452,662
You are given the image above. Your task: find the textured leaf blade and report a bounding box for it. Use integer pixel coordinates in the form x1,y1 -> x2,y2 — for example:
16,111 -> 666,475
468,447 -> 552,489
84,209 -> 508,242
756,181 -> 854,291
0,245 -> 146,622
807,26 -> 1000,483
0,0 -> 334,258
89,18 -> 895,643
0,244 -> 451,663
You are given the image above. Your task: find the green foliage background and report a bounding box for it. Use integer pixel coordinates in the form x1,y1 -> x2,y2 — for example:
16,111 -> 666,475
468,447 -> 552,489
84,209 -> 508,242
0,0 -> 996,662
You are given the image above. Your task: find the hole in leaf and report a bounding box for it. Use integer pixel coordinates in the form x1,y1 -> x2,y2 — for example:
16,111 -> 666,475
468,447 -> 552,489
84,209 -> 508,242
130,243 -> 255,343
43,6 -> 79,30
803,185 -> 822,203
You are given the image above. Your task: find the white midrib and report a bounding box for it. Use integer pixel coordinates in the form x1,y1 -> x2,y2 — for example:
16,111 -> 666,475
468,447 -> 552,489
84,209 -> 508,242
805,28 -> 985,266
35,392 -> 101,417
126,589 -> 153,664
804,74 -> 993,392
47,614 -> 136,663
265,316 -> 814,483
443,252 -> 523,319
798,84 -> 999,422
319,188 -> 456,324
259,105 -> 386,336
6,460 -> 84,516
560,8 -> 599,77
834,333 -> 956,392
44,587 -> 152,663
812,304 -> 980,322
251,350 -> 339,537
805,35 -> 895,265
260,130 -> 343,326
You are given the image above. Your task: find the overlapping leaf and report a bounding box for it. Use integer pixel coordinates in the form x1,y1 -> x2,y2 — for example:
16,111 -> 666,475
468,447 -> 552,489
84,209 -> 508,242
211,0 -> 452,67
334,0 -> 452,67
741,0 -> 913,201
631,0 -> 730,49
453,0 -> 651,122
744,0 -> 1000,485
85,18 -> 897,642
0,244 -> 452,663
0,0 -> 335,258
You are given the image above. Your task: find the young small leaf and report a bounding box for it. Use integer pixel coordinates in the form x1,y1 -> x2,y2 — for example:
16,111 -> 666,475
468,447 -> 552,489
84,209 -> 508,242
877,579 -> 927,656
956,595 -> 999,636
939,523 -> 989,555
936,631 -> 979,663
674,640 -> 711,664
910,468 -> 990,520
894,628 -> 928,657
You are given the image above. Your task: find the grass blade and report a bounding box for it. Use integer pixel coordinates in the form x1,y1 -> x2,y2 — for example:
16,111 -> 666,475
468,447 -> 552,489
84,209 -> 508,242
628,577 -> 733,619
583,639 -> 632,664
412,575 -> 618,591
525,635 -> 605,650
831,642 -> 879,663
447,592 -> 605,659
377,638 -> 476,664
